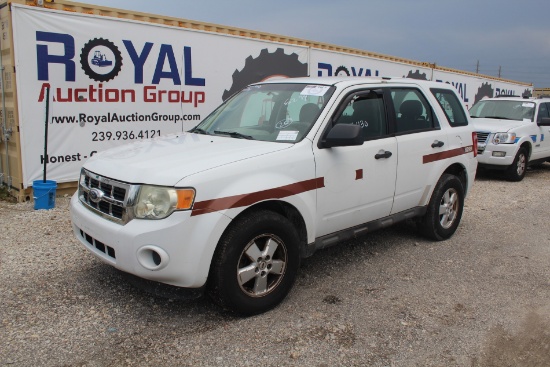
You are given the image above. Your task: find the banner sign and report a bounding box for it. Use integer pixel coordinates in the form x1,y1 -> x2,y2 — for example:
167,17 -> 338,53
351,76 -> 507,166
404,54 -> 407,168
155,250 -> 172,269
431,69 -> 533,109
11,5 -> 532,187
12,4 -> 308,187
311,49 -> 432,80
310,49 -> 532,110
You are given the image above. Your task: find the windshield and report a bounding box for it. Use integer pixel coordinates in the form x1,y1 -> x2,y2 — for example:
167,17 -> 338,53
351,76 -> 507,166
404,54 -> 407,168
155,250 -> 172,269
191,83 -> 335,143
469,100 -> 535,121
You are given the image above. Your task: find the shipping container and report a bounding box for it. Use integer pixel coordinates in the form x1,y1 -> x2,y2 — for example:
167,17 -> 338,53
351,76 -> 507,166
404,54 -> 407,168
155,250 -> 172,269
0,0 -> 533,201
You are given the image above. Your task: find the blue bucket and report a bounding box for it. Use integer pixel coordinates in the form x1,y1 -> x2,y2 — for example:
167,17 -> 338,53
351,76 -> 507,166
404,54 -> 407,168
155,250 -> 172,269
33,180 -> 57,210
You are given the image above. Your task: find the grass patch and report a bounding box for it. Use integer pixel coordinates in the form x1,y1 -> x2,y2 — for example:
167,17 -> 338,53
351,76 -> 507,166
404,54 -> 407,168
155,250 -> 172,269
0,185 -> 17,203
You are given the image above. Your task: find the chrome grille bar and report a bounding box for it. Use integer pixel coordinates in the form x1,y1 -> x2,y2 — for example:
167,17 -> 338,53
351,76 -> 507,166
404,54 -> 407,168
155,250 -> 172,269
78,169 -> 135,224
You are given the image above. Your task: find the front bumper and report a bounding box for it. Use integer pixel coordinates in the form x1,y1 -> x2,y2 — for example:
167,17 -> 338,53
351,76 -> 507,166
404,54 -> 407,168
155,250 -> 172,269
476,143 -> 517,166
70,193 -> 231,288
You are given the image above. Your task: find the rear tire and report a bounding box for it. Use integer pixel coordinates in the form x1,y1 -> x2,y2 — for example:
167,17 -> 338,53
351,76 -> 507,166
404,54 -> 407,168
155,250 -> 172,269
208,210 -> 300,316
505,147 -> 528,181
418,174 -> 464,241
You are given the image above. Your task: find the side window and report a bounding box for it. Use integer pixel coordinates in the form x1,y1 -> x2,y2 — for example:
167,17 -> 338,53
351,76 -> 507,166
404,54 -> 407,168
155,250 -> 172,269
391,88 -> 437,133
334,90 -> 387,140
536,103 -> 549,122
430,88 -> 468,127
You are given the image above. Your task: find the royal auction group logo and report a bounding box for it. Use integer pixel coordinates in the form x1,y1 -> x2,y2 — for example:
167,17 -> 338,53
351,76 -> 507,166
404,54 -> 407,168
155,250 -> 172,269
36,31 -> 206,105
79,38 -> 123,82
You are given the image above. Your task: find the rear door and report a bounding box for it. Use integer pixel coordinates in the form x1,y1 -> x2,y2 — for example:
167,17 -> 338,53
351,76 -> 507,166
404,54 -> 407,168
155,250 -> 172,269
389,87 -> 449,214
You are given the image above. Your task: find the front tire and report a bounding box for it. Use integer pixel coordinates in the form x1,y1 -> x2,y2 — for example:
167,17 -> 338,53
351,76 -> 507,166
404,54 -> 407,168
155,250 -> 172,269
505,147 -> 528,181
418,174 -> 464,241
208,210 -> 300,316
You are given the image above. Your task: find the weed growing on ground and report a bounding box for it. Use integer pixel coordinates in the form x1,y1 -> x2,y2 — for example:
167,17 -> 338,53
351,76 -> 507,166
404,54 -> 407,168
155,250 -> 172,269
0,185 -> 17,203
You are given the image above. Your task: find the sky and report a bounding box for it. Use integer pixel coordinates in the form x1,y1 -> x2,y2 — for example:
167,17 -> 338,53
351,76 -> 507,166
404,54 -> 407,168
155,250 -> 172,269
76,0 -> 550,88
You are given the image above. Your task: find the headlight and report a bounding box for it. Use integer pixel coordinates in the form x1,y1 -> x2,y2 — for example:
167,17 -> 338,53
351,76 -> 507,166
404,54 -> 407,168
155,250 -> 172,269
492,133 -> 516,145
134,185 -> 195,219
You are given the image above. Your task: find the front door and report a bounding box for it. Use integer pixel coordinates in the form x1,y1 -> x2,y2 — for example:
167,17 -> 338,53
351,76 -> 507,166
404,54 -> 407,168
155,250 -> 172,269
314,89 -> 397,237
535,102 -> 550,159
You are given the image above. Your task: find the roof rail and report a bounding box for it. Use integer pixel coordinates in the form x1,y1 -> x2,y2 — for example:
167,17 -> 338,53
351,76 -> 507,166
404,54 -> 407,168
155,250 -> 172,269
495,94 -> 521,98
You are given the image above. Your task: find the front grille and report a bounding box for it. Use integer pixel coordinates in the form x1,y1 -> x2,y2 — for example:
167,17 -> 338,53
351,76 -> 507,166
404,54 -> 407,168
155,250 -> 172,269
476,131 -> 491,155
78,169 -> 134,224
79,228 -> 116,259
476,131 -> 490,144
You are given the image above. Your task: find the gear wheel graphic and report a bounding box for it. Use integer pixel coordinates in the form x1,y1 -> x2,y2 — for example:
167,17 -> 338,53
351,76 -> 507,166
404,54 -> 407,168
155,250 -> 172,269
80,38 -> 123,82
474,82 -> 494,104
406,70 -> 428,80
222,48 -> 308,101
334,66 -> 350,77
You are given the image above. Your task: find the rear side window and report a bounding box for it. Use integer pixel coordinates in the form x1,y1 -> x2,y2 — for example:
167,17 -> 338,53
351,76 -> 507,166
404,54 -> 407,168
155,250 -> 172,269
390,88 -> 437,133
431,88 -> 468,127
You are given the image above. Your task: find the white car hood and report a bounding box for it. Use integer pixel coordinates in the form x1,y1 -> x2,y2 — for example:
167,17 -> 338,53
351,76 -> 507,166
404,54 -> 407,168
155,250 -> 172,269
471,118 -> 530,133
83,133 -> 291,186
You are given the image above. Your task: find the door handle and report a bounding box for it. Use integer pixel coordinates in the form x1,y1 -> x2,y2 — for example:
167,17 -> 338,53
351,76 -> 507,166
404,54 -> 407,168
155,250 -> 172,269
375,150 -> 392,159
431,140 -> 444,148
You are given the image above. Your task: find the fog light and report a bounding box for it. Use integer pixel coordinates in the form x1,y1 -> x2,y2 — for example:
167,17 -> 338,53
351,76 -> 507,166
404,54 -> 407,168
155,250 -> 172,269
137,245 -> 169,271
492,151 -> 506,157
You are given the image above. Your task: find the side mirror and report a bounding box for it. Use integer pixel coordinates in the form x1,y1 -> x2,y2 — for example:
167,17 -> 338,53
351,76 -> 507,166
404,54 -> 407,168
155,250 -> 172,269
321,124 -> 363,148
538,117 -> 550,126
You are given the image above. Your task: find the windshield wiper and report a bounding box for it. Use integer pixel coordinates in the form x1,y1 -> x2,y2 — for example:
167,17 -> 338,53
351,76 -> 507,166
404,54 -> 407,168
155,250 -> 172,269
190,127 -> 210,135
214,130 -> 254,140
483,116 -> 513,120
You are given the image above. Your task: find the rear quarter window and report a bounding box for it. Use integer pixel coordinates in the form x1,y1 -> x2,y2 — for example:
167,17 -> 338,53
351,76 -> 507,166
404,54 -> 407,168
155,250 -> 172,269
430,88 -> 468,127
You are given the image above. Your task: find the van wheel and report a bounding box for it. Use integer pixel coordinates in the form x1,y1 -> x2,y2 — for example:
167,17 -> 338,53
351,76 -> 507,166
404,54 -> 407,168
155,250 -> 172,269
418,174 -> 464,241
208,210 -> 300,316
505,147 -> 528,181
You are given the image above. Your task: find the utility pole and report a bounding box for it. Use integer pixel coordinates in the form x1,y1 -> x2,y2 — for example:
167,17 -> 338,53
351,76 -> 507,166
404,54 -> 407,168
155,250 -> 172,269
498,66 -> 501,78
476,60 -> 479,74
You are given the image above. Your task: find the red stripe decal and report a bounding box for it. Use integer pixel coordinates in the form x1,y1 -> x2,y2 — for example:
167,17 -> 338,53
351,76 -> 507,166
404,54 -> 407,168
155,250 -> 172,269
191,177 -> 325,216
423,145 -> 474,164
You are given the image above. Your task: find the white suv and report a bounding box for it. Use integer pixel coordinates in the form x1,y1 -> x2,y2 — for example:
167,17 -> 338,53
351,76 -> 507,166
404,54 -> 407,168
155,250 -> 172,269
470,96 -> 550,181
70,77 -> 478,315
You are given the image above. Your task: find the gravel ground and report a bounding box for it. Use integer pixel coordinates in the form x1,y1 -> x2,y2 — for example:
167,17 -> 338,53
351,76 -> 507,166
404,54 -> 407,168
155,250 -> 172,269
1,165 -> 550,367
